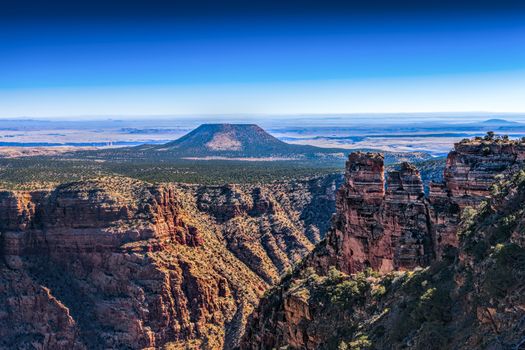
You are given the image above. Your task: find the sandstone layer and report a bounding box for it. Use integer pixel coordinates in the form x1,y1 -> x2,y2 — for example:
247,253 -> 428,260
308,138 -> 525,276
241,137 -> 525,349
0,174 -> 341,349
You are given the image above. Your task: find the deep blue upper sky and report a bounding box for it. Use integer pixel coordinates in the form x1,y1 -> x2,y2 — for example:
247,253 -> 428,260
1,0 -> 524,116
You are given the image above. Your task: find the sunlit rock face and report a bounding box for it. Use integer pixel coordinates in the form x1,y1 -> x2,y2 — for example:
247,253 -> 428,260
307,138 -> 525,276
241,137 -> 525,350
0,174 -> 341,349
306,153 -> 432,275
431,138 -> 525,257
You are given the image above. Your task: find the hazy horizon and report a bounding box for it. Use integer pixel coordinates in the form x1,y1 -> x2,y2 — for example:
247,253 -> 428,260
2,112 -> 525,122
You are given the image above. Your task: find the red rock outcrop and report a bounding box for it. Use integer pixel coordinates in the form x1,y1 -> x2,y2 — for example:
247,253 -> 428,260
0,174 -> 341,349
429,138 -> 525,257
444,139 -> 525,202
308,138 -> 525,277
384,162 -> 432,270
241,136 -> 525,350
308,155 -> 432,275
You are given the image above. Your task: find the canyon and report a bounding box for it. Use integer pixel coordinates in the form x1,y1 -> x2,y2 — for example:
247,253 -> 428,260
2,136 -> 525,349
241,137 -> 525,349
0,175 -> 341,349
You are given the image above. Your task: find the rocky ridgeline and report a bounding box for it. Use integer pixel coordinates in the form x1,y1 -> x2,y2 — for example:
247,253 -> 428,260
241,136 -> 525,349
1,179 -> 205,263
431,138 -> 525,258
307,137 -> 525,276
0,175 -> 341,349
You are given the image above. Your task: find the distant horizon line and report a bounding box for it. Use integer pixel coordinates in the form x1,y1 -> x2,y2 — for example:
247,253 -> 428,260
1,111 -> 525,120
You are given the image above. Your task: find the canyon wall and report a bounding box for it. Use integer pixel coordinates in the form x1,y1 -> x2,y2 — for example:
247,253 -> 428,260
0,175 -> 341,349
3,137 -> 523,350
308,138 -> 525,276
309,155 -> 432,275
242,137 -> 525,349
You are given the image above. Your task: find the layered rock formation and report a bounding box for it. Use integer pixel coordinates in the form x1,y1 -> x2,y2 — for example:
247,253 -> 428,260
241,137 -> 525,349
430,138 -> 525,258
4,136 -> 523,350
308,138 -> 525,276
1,178 -> 260,349
444,138 -> 525,201
192,175 -> 341,284
307,155 -> 433,275
0,174 -> 341,349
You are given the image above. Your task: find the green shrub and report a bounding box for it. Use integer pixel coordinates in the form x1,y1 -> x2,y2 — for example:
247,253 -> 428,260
326,266 -> 346,285
415,286 -> 452,323
483,243 -> 525,298
484,131 -> 495,141
328,273 -> 370,308
347,334 -> 372,350
371,285 -> 387,299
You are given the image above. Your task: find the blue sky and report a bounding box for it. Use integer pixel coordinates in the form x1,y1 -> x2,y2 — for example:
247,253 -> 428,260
1,1 -> 524,117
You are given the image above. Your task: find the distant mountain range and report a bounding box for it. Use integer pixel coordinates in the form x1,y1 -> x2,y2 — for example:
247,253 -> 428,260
479,118 -> 520,125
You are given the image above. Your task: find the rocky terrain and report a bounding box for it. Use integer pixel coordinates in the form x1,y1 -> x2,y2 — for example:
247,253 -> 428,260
2,134 -> 524,350
0,174 -> 341,349
241,136 -> 525,349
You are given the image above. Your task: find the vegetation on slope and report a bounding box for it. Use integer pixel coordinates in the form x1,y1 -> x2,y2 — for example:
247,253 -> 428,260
0,156 -> 343,190
242,168 -> 525,350
0,153 -> 439,190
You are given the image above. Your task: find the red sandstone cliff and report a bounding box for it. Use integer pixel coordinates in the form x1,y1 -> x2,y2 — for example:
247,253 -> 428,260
307,154 -> 433,275
241,137 -> 525,349
308,138 -> 525,277
0,175 -> 341,349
